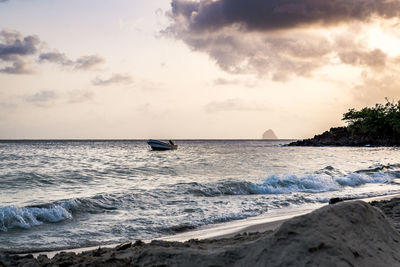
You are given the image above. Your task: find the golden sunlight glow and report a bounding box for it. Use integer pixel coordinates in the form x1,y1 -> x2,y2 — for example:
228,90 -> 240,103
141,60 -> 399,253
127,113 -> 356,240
367,19 -> 400,56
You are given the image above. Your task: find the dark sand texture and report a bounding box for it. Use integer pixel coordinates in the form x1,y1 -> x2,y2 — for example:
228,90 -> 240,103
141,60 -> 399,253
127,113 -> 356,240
371,197 -> 400,231
2,200 -> 400,266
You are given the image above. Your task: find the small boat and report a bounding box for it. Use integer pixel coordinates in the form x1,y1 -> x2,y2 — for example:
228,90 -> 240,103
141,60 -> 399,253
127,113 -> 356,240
147,139 -> 178,151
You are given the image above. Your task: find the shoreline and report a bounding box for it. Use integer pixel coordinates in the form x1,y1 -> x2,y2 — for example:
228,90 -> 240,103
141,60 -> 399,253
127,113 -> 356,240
3,196 -> 400,266
12,192 -> 400,259
19,204 -> 321,259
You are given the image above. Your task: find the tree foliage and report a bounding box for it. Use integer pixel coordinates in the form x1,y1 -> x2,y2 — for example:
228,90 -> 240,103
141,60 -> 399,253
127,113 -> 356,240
342,99 -> 400,138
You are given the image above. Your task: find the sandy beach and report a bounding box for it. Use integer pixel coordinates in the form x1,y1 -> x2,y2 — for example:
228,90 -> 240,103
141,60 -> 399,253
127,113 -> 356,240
2,196 -> 400,266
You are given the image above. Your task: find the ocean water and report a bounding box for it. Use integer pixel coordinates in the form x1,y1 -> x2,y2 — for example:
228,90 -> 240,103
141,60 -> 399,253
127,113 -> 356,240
1,140 -> 400,252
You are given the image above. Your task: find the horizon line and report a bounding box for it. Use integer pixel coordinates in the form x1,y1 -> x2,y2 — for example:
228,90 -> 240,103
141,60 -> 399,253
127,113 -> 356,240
0,138 -> 297,141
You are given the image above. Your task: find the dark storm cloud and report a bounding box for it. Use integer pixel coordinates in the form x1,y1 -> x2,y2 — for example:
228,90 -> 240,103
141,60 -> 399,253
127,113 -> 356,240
39,52 -> 104,70
166,0 -> 398,80
0,29 -> 105,74
38,52 -> 71,65
0,30 -> 40,74
167,23 -> 332,80
92,74 -> 133,86
0,30 -> 40,61
170,0 -> 400,32
338,48 -> 386,68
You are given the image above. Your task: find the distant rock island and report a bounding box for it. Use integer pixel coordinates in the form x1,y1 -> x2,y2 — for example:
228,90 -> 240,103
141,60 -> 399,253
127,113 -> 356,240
262,129 -> 278,139
289,100 -> 400,146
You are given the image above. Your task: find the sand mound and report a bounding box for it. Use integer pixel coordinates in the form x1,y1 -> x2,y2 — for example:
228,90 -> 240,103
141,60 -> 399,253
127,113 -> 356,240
245,200 -> 400,266
2,201 -> 400,266
371,197 -> 400,231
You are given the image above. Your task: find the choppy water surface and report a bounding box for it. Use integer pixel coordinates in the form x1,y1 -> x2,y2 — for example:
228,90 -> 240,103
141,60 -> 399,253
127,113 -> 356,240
1,140 -> 400,251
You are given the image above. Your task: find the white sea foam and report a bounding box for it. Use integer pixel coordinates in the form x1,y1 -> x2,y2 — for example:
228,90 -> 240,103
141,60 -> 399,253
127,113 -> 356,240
257,174 -> 338,194
260,172 -> 394,193
192,171 -> 396,196
0,205 -> 72,232
335,172 -> 393,186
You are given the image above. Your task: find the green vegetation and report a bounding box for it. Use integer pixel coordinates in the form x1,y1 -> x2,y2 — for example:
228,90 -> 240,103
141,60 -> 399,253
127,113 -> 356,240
289,99 -> 400,146
342,99 -> 400,139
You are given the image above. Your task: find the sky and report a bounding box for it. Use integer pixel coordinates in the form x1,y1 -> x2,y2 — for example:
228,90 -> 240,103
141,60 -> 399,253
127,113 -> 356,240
1,0 -> 400,139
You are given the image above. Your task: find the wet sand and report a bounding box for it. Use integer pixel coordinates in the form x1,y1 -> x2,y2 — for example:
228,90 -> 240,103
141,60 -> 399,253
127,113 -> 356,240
2,197 -> 400,266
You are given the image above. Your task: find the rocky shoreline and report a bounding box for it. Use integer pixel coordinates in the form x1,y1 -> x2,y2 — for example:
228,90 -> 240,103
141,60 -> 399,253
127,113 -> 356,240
288,127 -> 400,146
2,199 -> 400,266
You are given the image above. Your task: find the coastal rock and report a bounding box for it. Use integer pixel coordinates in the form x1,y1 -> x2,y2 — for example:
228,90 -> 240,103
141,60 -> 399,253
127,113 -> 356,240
289,126 -> 400,146
289,101 -> 400,146
2,201 -> 400,266
262,129 -> 278,139
329,197 -> 344,204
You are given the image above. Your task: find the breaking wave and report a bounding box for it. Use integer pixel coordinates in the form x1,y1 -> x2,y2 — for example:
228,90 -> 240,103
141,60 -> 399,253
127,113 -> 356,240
188,166 -> 396,197
2,164 -> 398,233
0,195 -> 126,232
0,204 -> 72,232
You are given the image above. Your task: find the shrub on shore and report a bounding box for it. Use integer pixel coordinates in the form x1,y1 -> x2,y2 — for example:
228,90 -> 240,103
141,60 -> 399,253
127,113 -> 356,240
290,99 -> 400,146
343,99 -> 400,140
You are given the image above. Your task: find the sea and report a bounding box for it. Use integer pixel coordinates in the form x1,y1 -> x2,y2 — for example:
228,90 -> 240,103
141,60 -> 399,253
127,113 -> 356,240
1,140 -> 400,252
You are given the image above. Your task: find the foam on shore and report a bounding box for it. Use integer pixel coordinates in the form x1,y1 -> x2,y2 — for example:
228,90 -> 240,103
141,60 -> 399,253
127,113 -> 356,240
3,200 -> 400,266
6,193 -> 399,260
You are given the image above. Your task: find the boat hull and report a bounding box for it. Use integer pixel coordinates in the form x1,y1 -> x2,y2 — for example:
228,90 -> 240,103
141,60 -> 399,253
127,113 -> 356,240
147,139 -> 177,151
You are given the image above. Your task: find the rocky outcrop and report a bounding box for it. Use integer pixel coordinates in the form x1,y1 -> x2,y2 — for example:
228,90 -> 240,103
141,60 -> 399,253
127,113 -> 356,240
289,127 -> 400,146
262,129 -> 278,139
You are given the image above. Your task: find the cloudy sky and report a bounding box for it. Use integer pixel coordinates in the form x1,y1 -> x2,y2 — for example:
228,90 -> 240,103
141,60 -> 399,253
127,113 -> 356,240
1,0 -> 400,139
